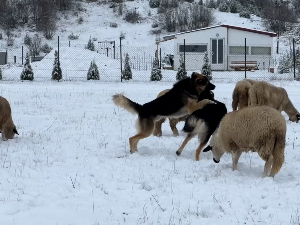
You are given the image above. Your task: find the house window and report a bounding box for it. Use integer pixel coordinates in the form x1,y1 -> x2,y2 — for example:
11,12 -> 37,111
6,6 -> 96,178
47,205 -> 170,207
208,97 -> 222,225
179,44 -> 207,53
229,46 -> 249,55
251,47 -> 271,55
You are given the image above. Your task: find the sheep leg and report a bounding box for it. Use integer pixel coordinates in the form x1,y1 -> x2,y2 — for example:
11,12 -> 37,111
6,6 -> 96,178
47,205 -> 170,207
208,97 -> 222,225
263,155 -> 274,178
153,118 -> 165,137
176,133 -> 196,156
169,118 -> 179,136
232,151 -> 242,171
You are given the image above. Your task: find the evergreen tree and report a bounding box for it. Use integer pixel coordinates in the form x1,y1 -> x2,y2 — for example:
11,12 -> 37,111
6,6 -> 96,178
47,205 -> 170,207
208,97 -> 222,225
198,0 -> 203,5
122,53 -> 132,80
176,53 -> 187,81
86,37 -> 95,51
202,51 -> 212,80
150,57 -> 162,81
20,52 -> 34,81
52,50 -> 62,81
87,60 -> 100,80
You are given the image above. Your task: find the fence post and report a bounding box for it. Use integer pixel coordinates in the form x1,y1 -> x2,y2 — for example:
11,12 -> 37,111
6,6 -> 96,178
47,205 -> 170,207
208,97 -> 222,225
244,38 -> 246,79
160,48 -> 162,69
293,38 -> 296,79
120,37 -> 122,82
106,47 -> 109,57
113,41 -> 116,59
22,46 -> 24,65
58,36 -> 60,62
5,50 -> 7,64
184,39 -> 186,72
69,40 -> 70,47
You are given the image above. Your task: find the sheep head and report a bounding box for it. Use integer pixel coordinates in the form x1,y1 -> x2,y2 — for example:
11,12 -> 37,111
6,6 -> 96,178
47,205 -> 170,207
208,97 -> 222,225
3,126 -> 19,139
289,113 -> 300,123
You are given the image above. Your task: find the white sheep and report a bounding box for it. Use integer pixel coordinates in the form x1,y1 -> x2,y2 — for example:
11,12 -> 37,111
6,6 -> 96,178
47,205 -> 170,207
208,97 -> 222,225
232,79 -> 257,110
0,96 -> 19,140
248,81 -> 300,122
206,106 -> 286,178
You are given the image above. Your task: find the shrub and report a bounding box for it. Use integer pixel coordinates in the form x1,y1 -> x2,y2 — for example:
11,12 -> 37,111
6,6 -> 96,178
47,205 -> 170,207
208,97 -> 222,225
68,33 -> 79,40
86,37 -> 95,51
24,33 -> 32,46
201,51 -> 212,80
122,53 -> 132,80
87,60 -> 100,80
20,53 -> 34,81
229,0 -> 240,13
239,9 -> 251,19
149,0 -> 160,8
150,58 -> 162,81
124,9 -> 141,23
52,50 -> 62,81
207,0 -> 217,9
218,2 -> 229,12
110,22 -> 118,28
40,43 -> 53,53
176,54 -> 187,80
78,17 -> 83,24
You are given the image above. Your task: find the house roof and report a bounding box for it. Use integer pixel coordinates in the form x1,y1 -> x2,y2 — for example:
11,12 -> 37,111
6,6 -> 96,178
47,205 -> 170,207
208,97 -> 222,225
162,24 -> 277,41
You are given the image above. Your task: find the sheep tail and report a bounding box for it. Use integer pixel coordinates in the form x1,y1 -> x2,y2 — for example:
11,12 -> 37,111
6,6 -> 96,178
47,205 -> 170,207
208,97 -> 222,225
182,114 -> 199,133
112,94 -> 142,114
270,134 -> 285,177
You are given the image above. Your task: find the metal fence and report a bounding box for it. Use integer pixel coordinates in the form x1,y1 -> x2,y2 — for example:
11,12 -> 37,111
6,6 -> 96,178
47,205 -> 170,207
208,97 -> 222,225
0,36 -> 299,82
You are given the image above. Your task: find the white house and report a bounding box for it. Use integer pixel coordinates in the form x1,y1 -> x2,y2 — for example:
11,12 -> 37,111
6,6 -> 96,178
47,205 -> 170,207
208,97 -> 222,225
161,24 -> 277,71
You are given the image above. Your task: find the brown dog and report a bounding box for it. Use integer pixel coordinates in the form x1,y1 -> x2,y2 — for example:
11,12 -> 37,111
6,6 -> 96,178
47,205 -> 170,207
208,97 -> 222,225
113,73 -> 216,153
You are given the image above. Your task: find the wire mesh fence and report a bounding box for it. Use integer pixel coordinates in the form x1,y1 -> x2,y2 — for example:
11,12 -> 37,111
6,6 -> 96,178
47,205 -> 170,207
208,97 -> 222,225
0,36 -> 298,82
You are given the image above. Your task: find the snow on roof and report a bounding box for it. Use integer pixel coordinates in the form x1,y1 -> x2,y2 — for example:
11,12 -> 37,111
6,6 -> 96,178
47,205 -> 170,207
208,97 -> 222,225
163,24 -> 277,41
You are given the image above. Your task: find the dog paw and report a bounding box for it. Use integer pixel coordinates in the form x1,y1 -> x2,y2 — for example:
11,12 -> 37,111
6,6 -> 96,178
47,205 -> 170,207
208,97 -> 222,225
176,150 -> 181,156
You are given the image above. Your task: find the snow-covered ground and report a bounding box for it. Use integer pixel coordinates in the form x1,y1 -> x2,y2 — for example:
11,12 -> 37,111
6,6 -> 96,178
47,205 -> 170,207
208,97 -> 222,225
0,80 -> 300,225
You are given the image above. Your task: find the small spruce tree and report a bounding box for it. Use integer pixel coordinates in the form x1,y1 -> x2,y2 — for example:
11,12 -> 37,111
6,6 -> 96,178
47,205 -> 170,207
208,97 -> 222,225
122,53 -> 132,80
87,60 -> 100,80
52,50 -> 62,81
150,57 -> 162,81
86,37 -> 95,51
207,0 -> 216,9
20,52 -> 34,81
176,53 -> 187,80
202,51 -> 212,80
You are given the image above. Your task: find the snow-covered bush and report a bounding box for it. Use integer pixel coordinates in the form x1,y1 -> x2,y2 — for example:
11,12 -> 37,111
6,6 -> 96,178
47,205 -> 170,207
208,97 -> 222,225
122,53 -> 132,80
176,53 -> 187,80
87,60 -> 100,80
202,51 -> 212,80
52,50 -> 62,81
239,9 -> 251,19
20,53 -> 34,81
149,0 -> 160,8
150,58 -> 162,81
218,2 -> 229,12
86,37 -> 95,51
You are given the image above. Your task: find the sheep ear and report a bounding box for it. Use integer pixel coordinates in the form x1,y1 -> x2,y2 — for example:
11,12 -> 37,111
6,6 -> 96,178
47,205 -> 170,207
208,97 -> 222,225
203,145 -> 212,152
13,128 -> 19,135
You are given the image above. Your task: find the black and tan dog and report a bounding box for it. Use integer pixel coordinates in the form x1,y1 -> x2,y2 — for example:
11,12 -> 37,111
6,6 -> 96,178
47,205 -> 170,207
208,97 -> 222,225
113,72 -> 216,154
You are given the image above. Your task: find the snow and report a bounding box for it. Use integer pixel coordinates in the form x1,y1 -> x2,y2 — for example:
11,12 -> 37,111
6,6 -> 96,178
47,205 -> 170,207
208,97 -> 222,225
0,80 -> 300,225
0,2 -> 300,224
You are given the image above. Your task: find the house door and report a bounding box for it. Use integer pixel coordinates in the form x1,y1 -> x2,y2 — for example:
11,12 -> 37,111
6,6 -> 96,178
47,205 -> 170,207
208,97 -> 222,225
211,39 -> 225,70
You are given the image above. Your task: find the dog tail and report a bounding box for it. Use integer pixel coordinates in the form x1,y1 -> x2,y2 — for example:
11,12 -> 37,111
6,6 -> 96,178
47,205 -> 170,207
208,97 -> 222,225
112,94 -> 142,114
182,114 -> 199,133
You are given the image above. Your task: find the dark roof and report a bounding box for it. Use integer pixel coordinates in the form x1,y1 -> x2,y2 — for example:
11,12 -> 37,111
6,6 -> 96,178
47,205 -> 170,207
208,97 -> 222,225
163,24 -> 277,40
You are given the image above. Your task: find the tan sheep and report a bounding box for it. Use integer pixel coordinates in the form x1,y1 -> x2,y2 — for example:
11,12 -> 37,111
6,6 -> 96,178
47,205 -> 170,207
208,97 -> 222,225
153,89 -> 214,137
0,96 -> 19,140
248,81 -> 300,122
232,79 -> 257,111
207,106 -> 286,178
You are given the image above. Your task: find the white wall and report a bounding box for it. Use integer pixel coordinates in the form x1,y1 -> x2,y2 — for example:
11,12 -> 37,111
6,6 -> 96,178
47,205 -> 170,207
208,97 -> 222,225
172,26 -> 275,71
173,27 -> 227,71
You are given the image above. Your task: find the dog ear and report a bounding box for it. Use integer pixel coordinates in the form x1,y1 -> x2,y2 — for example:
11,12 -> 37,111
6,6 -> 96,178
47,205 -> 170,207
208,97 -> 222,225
297,114 -> 300,122
13,128 -> 19,135
203,145 -> 212,152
